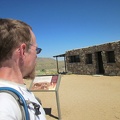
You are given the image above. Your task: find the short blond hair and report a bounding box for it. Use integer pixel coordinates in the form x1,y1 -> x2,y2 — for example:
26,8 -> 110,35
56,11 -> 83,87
0,18 -> 32,63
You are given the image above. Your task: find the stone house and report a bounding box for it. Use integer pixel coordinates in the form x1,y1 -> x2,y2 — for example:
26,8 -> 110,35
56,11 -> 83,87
65,41 -> 120,76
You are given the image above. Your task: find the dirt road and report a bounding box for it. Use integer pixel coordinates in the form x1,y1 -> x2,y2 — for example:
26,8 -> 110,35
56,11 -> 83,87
25,74 -> 120,120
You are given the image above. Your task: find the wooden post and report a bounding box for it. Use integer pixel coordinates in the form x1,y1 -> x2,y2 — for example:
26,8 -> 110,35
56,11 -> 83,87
64,56 -> 67,73
56,57 -> 59,73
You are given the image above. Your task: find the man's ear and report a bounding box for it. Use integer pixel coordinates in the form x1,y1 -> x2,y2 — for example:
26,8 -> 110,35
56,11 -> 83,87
19,43 -> 27,58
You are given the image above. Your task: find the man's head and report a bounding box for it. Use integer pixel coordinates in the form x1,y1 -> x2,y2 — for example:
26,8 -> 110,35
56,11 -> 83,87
0,18 -> 41,80
0,18 -> 32,63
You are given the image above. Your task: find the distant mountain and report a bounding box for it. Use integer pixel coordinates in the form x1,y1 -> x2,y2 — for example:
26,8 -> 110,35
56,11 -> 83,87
35,57 -> 64,75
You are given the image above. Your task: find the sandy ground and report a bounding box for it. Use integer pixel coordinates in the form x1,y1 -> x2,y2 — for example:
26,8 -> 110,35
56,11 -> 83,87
25,75 -> 120,120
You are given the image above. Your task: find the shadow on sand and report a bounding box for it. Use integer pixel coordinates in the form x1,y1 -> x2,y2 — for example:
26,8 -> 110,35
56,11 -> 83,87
44,108 -> 58,119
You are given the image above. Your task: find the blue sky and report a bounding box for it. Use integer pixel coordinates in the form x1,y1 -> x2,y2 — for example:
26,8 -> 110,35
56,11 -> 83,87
0,0 -> 120,59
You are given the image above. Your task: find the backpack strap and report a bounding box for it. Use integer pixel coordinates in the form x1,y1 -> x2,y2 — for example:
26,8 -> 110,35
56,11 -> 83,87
0,87 -> 30,120
26,100 -> 41,116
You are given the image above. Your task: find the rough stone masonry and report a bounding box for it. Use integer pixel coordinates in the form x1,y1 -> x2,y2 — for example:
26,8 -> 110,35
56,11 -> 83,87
65,41 -> 120,76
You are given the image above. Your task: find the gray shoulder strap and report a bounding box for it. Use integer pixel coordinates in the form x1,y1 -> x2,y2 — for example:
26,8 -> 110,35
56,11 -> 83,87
0,87 -> 41,119
0,90 -> 26,120
0,87 -> 29,120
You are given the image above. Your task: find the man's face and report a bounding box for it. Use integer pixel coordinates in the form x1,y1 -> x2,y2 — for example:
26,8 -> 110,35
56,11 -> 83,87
24,65 -> 36,80
23,30 -> 37,80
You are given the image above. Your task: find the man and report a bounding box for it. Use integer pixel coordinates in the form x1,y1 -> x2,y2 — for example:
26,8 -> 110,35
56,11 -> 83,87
0,18 -> 46,120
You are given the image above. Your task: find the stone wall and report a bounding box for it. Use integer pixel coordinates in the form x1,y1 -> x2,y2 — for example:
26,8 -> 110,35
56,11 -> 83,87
65,41 -> 120,76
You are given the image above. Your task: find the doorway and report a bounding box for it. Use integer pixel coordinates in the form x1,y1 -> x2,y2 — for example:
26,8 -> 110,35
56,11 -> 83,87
96,52 -> 104,74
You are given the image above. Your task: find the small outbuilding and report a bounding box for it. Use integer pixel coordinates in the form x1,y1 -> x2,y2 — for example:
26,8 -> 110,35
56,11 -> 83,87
54,40 -> 120,76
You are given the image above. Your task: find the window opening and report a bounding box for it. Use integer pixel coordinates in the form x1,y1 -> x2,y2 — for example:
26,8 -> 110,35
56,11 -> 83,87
69,55 -> 80,63
106,51 -> 115,63
86,54 -> 92,64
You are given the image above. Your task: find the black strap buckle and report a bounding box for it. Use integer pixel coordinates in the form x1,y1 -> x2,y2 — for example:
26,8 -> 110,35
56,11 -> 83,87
32,102 -> 41,115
